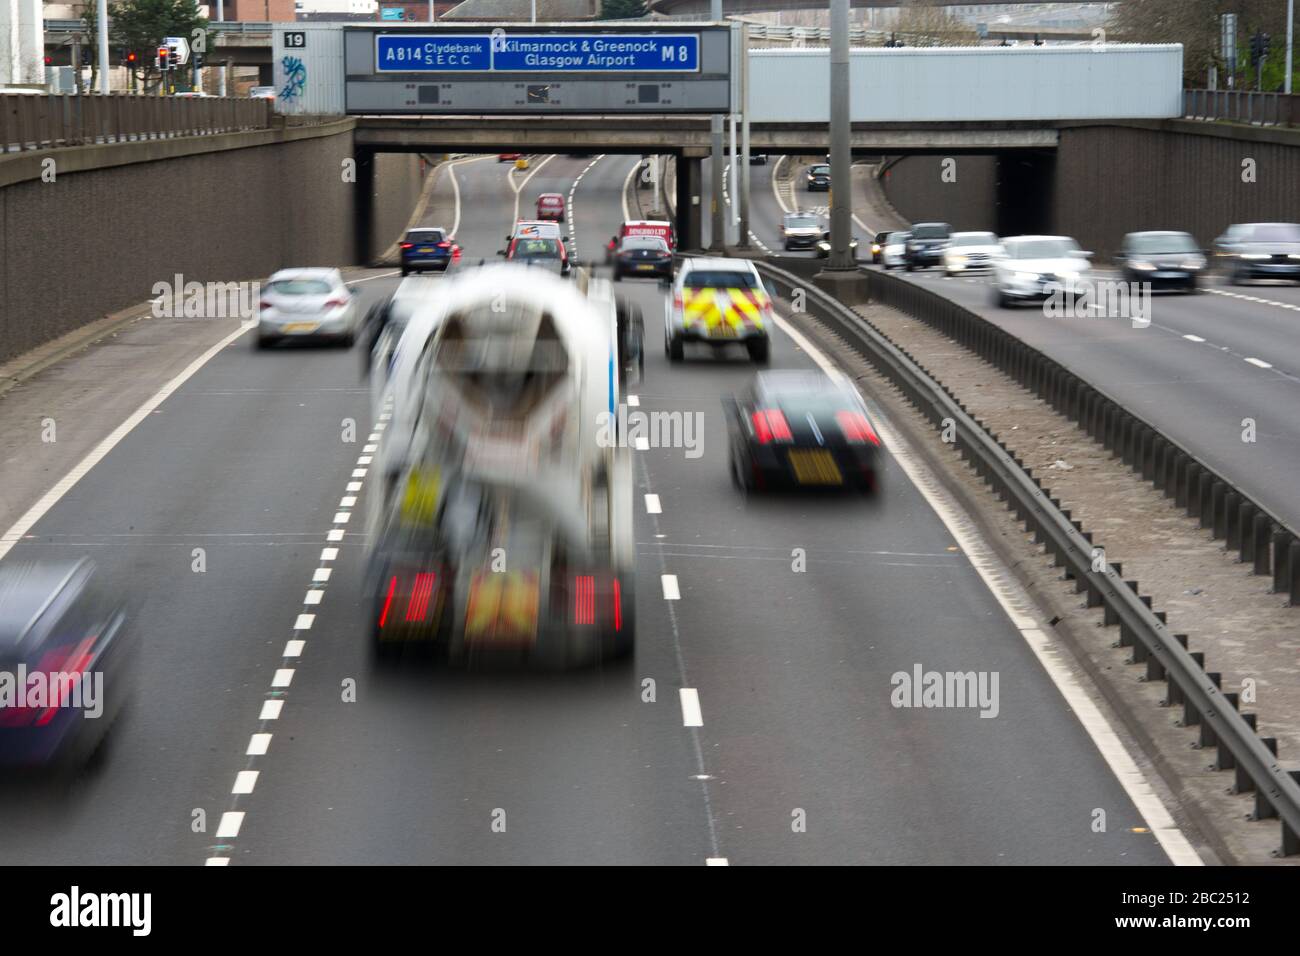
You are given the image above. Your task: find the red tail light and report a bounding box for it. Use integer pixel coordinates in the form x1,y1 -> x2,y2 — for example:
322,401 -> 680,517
259,299 -> 272,310
673,293 -> 683,310
404,572 -> 437,623
400,242 -> 413,250
324,297 -> 349,309
612,579 -> 622,632
752,409 -> 793,444
835,410 -> 880,445
34,636 -> 97,727
436,241 -> 451,249
574,575 -> 596,626
378,575 -> 398,629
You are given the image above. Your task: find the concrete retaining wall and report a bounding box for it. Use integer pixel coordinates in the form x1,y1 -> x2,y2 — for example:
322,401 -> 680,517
0,122 -> 428,365
877,155 -> 999,233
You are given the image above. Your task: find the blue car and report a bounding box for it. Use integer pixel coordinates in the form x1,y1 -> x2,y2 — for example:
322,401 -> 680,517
0,558 -> 133,773
401,227 -> 458,276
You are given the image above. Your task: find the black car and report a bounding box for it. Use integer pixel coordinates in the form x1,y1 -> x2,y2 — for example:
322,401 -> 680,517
723,370 -> 881,493
1212,222 -> 1300,284
613,235 -> 673,280
805,163 -> 831,192
749,153 -> 768,165
903,222 -> 952,271
870,231 -> 891,263
400,227 -> 457,276
0,558 -> 133,773
1114,231 -> 1206,292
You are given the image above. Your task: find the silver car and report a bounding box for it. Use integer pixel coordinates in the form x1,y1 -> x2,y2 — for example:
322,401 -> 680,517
256,268 -> 360,348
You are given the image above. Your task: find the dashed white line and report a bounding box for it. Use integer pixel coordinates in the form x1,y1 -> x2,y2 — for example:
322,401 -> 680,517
634,436 -> 650,451
1183,334 -> 1206,343
626,394 -> 640,407
644,493 -> 662,514
304,590 -> 324,605
271,669 -> 295,688
340,496 -> 357,508
284,639 -> 305,657
246,734 -> 272,756
326,529 -> 345,542
215,811 -> 245,839
293,614 -> 314,630
320,547 -> 339,561
1245,357 -> 1273,368
332,512 -> 351,525
346,482 -> 362,492
232,771 -> 259,795
259,700 -> 283,721
679,688 -> 704,727
661,574 -> 680,600
313,567 -> 332,583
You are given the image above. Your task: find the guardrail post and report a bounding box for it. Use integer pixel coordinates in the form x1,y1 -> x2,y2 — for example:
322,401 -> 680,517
1274,531 -> 1295,595
1224,491 -> 1243,551
1211,482 -> 1228,537
1290,540 -> 1300,607
1251,516 -> 1272,576
1254,739 -> 1279,819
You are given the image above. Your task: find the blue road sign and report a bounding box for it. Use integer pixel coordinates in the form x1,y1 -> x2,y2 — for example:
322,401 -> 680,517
373,33 -> 700,73
375,35 -> 492,72
380,8 -> 405,20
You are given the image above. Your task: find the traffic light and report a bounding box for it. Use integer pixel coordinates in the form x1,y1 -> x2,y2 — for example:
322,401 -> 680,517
43,54 -> 52,67
193,52 -> 203,69
126,51 -> 137,66
1249,31 -> 1271,67
81,48 -> 92,67
158,46 -> 170,71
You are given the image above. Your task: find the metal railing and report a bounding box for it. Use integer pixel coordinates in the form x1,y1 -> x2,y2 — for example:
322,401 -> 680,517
44,19 -> 273,34
1,93 -> 272,153
1183,88 -> 1299,127
757,258 -> 1300,858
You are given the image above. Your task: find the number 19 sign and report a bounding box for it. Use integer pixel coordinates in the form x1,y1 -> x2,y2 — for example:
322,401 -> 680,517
375,33 -> 702,73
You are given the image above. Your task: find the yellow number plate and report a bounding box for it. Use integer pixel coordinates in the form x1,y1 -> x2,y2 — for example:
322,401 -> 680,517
789,449 -> 842,485
282,322 -> 320,333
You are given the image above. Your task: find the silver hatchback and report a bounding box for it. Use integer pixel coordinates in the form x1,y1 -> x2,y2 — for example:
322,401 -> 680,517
256,268 -> 360,347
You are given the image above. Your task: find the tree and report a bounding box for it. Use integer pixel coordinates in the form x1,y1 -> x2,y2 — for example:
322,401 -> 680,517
599,0 -> 648,21
892,2 -> 979,47
84,0 -> 208,93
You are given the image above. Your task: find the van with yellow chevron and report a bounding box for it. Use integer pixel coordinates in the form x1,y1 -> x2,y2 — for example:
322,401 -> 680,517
664,257 -> 773,364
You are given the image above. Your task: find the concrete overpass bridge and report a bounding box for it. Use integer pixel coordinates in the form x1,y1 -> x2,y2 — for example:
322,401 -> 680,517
650,0 -> 1093,14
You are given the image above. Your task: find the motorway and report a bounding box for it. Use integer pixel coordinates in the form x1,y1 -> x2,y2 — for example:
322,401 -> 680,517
751,156 -> 1300,532
0,153 -> 1185,865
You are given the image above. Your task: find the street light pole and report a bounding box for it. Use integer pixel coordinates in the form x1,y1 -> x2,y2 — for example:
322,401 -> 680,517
218,0 -> 226,95
827,0 -> 852,269
708,0 -> 726,251
1287,0 -> 1294,95
96,0 -> 109,93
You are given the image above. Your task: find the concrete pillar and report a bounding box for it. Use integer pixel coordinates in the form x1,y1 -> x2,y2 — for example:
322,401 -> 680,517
677,155 -> 704,252
1,0 -> 44,86
259,63 -> 274,87
354,148 -> 376,265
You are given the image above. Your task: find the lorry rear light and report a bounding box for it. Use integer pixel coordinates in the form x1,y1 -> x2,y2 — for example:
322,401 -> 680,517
574,575 -> 596,625
404,572 -> 437,622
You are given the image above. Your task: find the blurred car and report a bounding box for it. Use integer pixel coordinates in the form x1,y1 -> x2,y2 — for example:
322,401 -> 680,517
509,219 -> 563,242
172,91 -> 213,97
749,153 -> 768,165
665,257 -> 772,364
536,192 -> 566,222
781,212 -> 823,251
903,222 -> 952,271
723,370 -> 881,493
881,231 -> 910,270
400,226 -> 459,276
1212,222 -> 1300,284
498,153 -> 522,163
249,86 -> 276,99
991,236 -> 1092,308
942,231 -> 1003,276
870,231 -> 892,264
256,268 -> 360,347
0,558 -> 132,772
1114,231 -> 1205,291
805,163 -> 831,192
606,219 -> 676,264
814,232 -> 860,259
501,234 -> 571,277
613,235 -> 673,280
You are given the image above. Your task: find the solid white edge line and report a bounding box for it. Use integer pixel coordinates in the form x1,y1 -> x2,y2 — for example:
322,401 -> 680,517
771,154 -> 791,215
661,573 -> 680,600
679,688 -> 704,727
0,321 -> 252,561
621,156 -> 639,223
769,309 -> 1203,866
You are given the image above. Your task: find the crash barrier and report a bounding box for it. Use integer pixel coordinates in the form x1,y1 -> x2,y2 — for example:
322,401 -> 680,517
756,259 -> 1300,858
1184,89 -> 1299,128
0,93 -> 271,153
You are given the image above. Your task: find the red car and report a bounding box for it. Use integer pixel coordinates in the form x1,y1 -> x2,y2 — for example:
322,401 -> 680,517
498,152 -> 522,163
536,193 -> 566,223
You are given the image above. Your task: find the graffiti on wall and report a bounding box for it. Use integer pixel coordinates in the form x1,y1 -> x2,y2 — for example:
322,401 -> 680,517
280,56 -> 307,102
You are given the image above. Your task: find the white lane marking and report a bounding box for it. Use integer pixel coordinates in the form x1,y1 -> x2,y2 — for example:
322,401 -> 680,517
567,154 -> 607,260
509,153 -> 555,223
272,669 -> 294,688
332,512 -> 351,524
1207,287 -> 1300,312
340,496 -> 357,507
247,734 -> 272,756
644,493 -> 662,514
445,154 -> 492,239
357,456 -> 372,465
0,321 -> 251,562
771,154 -> 792,214
679,688 -> 704,727
626,394 -> 640,407
232,771 -> 259,795
621,156 -> 640,223
661,573 -> 680,600
771,309 -> 1204,866
320,547 -> 339,561
345,271 -> 401,286
722,161 -> 771,253
1245,357 -> 1272,368
259,700 -> 283,721
706,858 -> 730,866
346,482 -> 362,492
634,436 -> 650,451
284,639 -> 305,657
215,812 -> 245,838
204,857 -> 231,866
292,614 -> 314,630
313,568 -> 332,583
1183,334 -> 1206,343
368,433 -> 381,441
352,469 -> 367,478
304,590 -> 324,605
327,529 -> 345,542
362,444 -> 377,453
